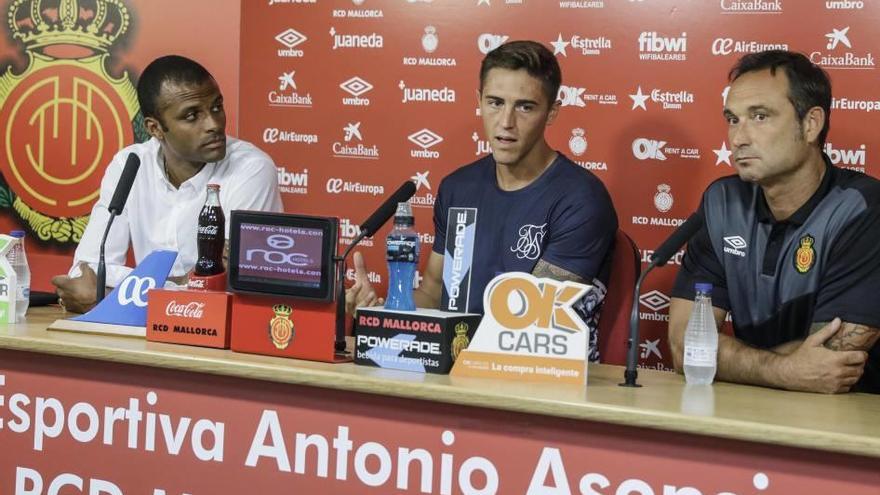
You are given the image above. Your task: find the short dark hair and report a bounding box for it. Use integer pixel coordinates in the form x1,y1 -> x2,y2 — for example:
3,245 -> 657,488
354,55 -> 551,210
479,40 -> 562,106
137,55 -> 214,120
729,50 -> 832,146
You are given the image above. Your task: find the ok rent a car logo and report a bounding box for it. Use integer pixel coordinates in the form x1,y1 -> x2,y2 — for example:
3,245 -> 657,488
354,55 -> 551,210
451,272 -> 591,384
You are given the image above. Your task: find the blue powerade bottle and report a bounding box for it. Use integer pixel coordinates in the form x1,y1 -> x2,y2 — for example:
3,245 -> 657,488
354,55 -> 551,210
385,202 -> 419,311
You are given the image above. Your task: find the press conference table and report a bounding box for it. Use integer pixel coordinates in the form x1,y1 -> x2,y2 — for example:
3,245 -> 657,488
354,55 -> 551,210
0,307 -> 877,494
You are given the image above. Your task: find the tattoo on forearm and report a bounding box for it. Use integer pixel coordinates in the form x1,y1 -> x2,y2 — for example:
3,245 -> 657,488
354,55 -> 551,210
812,321 -> 880,351
532,259 -> 586,283
826,323 -> 879,351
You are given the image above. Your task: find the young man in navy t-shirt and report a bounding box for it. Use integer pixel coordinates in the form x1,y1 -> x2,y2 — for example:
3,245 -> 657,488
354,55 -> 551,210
347,41 -> 618,361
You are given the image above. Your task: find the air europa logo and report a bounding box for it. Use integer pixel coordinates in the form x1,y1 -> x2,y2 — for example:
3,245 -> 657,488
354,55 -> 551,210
485,273 -> 588,333
117,276 -> 156,308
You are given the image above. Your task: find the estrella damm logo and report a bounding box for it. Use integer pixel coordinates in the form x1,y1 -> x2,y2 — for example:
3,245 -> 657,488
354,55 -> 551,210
485,273 -> 589,333
795,234 -> 816,274
268,304 -> 295,350
0,0 -> 140,243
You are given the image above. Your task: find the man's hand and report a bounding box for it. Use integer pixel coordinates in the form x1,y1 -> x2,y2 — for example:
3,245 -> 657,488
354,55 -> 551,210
777,318 -> 868,394
344,252 -> 383,315
51,263 -> 99,314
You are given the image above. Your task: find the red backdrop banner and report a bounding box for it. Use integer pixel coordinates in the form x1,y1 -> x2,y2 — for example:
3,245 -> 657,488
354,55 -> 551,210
238,0 -> 880,371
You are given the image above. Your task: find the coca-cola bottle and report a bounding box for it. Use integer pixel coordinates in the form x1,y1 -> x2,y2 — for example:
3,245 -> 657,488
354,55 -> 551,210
195,184 -> 225,276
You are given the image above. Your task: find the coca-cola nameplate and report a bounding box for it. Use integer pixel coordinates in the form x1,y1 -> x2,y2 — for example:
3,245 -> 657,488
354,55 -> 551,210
146,288 -> 232,349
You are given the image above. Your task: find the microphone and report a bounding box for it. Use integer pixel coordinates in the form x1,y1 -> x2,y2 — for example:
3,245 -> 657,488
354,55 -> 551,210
621,212 -> 704,388
97,153 -> 141,301
334,180 -> 418,352
359,181 -> 417,237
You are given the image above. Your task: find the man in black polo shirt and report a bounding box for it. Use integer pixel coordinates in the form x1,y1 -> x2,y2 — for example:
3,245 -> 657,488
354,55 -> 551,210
669,50 -> 880,394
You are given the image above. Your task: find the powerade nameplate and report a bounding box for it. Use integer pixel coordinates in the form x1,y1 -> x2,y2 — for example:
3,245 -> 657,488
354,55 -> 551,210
354,307 -> 481,374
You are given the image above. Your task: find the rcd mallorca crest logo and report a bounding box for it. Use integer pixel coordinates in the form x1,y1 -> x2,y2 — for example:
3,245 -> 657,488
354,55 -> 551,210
0,0 -> 140,243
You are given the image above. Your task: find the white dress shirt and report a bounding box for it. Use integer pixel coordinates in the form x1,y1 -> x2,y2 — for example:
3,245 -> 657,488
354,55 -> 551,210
70,136 -> 283,286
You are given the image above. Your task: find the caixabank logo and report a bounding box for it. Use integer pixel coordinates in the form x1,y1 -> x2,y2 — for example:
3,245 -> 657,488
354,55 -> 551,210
0,0 -> 140,243
811,26 -> 875,70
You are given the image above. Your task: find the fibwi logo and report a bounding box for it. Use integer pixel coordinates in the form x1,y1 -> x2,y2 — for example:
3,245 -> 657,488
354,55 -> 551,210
637,32 -> 687,61
0,0 -> 139,243
276,28 -> 307,57
825,142 -> 867,172
339,218 -> 373,247
276,167 -> 309,195
339,76 -> 373,106
268,71 -> 313,108
811,27 -> 875,70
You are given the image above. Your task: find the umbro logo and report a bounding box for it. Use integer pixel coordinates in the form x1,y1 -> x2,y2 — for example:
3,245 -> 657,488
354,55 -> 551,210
639,290 -> 670,312
723,235 -> 747,257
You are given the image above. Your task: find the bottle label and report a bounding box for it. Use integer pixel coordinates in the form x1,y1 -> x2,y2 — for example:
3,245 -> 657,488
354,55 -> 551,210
684,346 -> 717,367
387,238 -> 418,263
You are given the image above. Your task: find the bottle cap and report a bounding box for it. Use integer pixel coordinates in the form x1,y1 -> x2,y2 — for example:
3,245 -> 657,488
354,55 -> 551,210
394,202 -> 413,217
207,183 -> 220,190
694,282 -> 713,294
9,230 -> 24,238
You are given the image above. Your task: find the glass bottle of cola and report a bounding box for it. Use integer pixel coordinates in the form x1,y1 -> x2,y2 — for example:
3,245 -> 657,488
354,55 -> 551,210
195,184 -> 225,276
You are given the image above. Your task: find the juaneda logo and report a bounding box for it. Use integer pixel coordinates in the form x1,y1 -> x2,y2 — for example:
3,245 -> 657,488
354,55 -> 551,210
269,71 -> 312,108
637,32 -> 687,61
330,26 -> 384,50
339,76 -> 373,106
811,27 -> 875,70
478,33 -> 509,54
166,301 -> 205,319
472,132 -> 492,156
403,26 -> 457,67
276,28 -> 307,57
399,81 -> 456,104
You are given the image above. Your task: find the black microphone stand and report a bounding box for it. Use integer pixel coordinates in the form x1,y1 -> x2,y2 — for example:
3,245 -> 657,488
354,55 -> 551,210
96,213 -> 118,302
333,229 -> 370,353
620,265 -> 656,387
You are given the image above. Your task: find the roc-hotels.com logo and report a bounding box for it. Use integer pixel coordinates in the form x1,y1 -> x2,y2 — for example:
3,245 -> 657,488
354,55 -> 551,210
276,28 -> 307,57
637,32 -> 687,61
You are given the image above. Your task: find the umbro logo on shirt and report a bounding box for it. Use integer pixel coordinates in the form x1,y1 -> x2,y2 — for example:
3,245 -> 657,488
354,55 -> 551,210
723,235 -> 747,257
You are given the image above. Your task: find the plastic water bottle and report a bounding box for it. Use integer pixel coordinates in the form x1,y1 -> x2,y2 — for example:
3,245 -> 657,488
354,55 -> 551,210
385,202 -> 419,311
683,282 -> 717,385
8,230 -> 30,322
